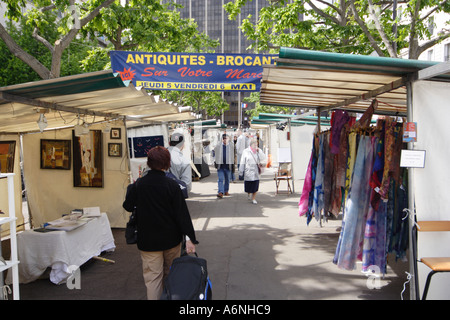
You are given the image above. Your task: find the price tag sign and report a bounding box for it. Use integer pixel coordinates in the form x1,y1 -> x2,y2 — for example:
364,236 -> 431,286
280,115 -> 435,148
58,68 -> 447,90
400,149 -> 426,168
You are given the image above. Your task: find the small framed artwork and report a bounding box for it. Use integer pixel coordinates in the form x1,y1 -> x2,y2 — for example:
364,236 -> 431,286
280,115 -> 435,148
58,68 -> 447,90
0,141 -> 16,173
110,128 -> 121,139
40,139 -> 71,170
108,143 -> 122,157
73,130 -> 103,188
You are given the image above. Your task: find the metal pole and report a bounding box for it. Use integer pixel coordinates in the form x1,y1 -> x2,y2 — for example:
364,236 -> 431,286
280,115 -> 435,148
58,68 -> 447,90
288,118 -> 295,193
317,107 -> 321,133
238,12 -> 242,128
0,224 -> 4,300
8,174 -> 19,300
221,0 -> 225,125
406,80 -> 417,300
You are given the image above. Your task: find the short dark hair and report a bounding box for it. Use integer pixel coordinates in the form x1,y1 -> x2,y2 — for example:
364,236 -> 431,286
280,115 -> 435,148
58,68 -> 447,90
147,146 -> 170,171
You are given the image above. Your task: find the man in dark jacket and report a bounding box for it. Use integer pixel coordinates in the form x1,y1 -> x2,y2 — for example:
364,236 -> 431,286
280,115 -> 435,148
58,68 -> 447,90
213,133 -> 235,198
123,146 -> 198,299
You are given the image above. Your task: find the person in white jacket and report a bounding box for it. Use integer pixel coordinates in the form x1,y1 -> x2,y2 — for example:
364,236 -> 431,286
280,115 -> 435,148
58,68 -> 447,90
168,132 -> 192,194
235,129 -> 248,169
238,138 -> 266,204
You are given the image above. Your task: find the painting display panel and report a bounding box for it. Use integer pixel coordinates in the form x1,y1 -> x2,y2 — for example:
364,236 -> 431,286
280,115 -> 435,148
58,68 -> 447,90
72,130 -> 103,187
0,141 -> 16,173
40,139 -> 71,169
132,135 -> 164,158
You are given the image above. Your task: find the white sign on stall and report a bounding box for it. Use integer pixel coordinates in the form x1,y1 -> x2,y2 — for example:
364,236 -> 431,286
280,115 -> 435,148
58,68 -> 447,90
400,149 -> 426,168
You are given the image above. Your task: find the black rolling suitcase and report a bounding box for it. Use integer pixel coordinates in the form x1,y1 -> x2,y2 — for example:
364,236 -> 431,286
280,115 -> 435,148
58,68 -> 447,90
160,253 -> 212,300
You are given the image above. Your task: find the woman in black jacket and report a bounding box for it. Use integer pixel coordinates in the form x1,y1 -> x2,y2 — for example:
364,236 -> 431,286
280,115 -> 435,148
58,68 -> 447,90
123,146 -> 198,300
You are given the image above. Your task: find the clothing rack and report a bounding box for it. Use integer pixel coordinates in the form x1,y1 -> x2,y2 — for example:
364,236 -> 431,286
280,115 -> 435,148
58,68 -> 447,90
299,105 -> 409,274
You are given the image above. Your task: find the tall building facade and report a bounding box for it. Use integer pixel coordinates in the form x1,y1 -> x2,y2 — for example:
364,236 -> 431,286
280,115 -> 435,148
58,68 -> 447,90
162,0 -> 272,128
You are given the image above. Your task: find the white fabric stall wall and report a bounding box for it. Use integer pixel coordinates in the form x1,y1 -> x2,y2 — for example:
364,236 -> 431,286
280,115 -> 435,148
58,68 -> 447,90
22,123 -> 130,228
412,80 -> 450,299
268,125 -> 278,165
127,124 -> 169,181
290,125 -> 329,181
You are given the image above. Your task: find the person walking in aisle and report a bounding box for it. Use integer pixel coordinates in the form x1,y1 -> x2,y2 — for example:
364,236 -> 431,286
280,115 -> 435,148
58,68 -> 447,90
168,132 -> 192,195
122,146 -> 198,300
235,129 -> 249,171
238,138 -> 266,204
214,133 -> 235,198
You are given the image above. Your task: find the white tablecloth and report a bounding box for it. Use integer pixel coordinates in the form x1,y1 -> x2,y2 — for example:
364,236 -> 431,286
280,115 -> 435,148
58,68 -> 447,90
9,213 -> 115,284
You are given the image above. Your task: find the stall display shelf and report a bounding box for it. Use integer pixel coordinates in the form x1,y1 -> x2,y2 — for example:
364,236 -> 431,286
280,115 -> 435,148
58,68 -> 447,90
0,261 -> 19,273
0,172 -> 20,300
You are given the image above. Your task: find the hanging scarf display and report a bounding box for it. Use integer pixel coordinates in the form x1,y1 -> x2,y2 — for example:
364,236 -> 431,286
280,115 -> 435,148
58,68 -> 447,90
298,102 -> 409,273
298,138 -> 317,225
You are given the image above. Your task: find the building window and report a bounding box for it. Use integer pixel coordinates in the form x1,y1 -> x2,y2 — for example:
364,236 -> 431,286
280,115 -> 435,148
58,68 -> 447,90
427,16 -> 435,36
444,43 -> 450,62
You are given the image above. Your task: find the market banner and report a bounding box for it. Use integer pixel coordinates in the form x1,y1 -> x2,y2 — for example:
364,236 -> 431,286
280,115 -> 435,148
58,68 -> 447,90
110,51 -> 277,92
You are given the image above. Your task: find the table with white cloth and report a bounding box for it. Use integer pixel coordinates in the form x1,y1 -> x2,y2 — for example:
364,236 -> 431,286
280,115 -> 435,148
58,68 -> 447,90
9,213 -> 115,284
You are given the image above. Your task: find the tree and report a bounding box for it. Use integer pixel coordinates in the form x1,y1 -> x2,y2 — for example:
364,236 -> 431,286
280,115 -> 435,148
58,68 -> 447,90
0,0 -> 115,79
83,0 -> 219,53
162,90 -> 229,118
81,0 -> 227,118
0,0 -> 228,117
0,13 -> 96,86
224,0 -> 450,59
225,0 -> 449,117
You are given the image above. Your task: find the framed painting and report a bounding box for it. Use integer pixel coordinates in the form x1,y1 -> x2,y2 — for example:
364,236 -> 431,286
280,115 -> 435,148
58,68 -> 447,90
72,130 -> 103,187
40,139 -> 71,170
110,128 -> 121,139
108,143 -> 122,157
0,141 -> 16,173
132,135 -> 164,158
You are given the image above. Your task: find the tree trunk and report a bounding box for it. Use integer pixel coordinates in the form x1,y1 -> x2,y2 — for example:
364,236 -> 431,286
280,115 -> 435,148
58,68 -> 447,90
0,0 -> 116,80
0,23 -> 51,79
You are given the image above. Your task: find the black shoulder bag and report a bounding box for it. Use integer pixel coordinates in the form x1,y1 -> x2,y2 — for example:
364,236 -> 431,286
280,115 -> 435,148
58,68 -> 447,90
125,209 -> 137,244
125,181 -> 138,244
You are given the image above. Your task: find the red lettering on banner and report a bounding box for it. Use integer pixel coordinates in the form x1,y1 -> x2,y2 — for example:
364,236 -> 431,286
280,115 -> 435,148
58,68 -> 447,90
178,67 -> 213,78
142,67 -> 168,77
224,69 -> 262,79
118,67 -> 136,81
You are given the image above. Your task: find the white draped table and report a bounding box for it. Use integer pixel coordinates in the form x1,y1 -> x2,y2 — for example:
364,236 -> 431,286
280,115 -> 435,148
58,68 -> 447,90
8,213 -> 115,284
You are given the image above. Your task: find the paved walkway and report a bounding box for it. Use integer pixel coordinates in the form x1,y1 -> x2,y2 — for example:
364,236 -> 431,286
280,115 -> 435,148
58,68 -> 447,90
18,165 -> 409,300
186,166 -> 409,300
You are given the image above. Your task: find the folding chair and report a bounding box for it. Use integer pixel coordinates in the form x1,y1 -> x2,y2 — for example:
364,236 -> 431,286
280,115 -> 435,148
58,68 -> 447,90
274,162 -> 293,195
412,220 -> 450,300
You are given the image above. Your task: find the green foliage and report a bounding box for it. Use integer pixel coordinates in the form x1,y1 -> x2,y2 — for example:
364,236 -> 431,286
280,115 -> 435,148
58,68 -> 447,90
0,7 -> 99,85
225,0 -> 450,56
0,0 -> 225,116
0,15 -> 50,85
224,0 -> 450,115
242,92 -> 295,118
158,90 -> 229,117
80,47 -> 111,72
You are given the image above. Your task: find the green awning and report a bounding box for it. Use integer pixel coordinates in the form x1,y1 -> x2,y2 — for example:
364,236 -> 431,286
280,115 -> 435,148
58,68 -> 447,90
261,47 -> 450,117
251,113 -> 331,127
258,112 -> 330,121
1,70 -> 129,99
187,119 -> 218,126
278,47 -> 441,75
0,70 -> 194,134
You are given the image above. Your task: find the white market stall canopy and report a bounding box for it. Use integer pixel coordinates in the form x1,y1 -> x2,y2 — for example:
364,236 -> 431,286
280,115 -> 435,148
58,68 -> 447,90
0,70 -> 196,134
261,48 -> 450,117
